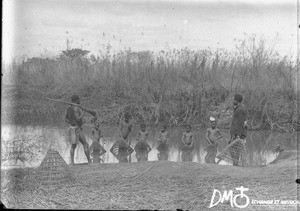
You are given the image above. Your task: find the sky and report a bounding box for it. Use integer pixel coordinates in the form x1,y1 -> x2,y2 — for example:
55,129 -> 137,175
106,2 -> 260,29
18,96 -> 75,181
2,0 -> 298,62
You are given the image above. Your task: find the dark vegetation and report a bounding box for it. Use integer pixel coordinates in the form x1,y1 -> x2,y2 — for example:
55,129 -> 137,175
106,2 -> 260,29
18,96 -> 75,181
2,35 -> 299,130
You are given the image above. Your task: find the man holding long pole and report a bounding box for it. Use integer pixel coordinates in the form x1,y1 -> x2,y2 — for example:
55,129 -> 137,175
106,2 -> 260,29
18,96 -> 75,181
65,95 -> 97,165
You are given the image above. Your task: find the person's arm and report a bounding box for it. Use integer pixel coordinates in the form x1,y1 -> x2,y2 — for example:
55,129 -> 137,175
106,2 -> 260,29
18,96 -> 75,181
146,131 -> 149,141
215,130 -> 223,139
128,123 -> 133,145
129,123 -> 133,133
191,134 -> 194,148
118,119 -> 123,138
137,131 -> 141,140
90,129 -> 97,142
206,130 -> 212,145
99,128 -> 103,138
65,111 -> 70,124
79,105 -> 97,117
166,131 -> 170,144
157,131 -> 162,143
74,107 -> 84,123
215,130 -> 223,145
243,109 -> 248,129
237,108 -> 247,129
181,132 -> 186,145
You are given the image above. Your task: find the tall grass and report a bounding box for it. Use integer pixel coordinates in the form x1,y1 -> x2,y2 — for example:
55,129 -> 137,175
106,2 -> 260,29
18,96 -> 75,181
3,35 -> 298,128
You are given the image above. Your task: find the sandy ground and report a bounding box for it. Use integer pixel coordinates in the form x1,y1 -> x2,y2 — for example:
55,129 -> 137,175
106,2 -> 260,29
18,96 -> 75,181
1,150 -> 298,210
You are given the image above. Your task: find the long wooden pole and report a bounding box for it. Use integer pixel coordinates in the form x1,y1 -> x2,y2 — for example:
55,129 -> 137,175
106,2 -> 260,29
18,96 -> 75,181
45,97 -> 107,113
45,97 -> 80,107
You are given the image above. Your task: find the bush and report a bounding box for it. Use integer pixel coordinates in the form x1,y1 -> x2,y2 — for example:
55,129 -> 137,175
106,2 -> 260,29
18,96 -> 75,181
3,35 -> 297,128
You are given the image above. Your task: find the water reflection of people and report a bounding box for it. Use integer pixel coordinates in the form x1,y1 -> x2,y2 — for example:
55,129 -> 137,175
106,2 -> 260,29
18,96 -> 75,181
229,94 -> 248,166
181,125 -> 194,161
205,117 -> 223,164
65,95 -> 97,165
157,124 -> 169,160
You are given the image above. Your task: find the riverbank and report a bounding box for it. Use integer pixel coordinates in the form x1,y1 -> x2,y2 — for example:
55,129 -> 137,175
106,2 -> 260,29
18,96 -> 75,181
1,123 -> 297,169
1,150 -> 298,210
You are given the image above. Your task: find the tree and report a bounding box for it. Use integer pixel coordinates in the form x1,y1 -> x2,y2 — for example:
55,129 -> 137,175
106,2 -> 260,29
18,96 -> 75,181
61,48 -> 90,60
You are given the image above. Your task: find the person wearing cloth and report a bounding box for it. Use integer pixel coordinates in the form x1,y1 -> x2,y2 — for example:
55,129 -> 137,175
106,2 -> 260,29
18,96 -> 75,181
157,124 -> 170,160
65,95 -> 97,165
118,113 -> 133,162
119,113 -> 133,145
90,117 -> 103,143
181,125 -> 194,161
135,124 -> 151,161
136,124 -> 149,142
229,94 -> 248,166
90,117 -> 105,163
205,117 -> 223,164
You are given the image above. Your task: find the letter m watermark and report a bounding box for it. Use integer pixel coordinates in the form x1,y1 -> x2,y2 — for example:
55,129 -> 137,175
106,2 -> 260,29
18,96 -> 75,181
220,190 -> 234,207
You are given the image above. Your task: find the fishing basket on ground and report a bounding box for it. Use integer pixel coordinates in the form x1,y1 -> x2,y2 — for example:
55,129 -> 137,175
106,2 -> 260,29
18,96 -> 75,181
216,138 -> 247,166
110,139 -> 134,161
37,149 -> 74,185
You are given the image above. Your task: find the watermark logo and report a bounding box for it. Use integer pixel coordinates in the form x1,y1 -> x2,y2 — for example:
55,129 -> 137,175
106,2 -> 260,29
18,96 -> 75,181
209,186 -> 250,209
209,186 -> 300,209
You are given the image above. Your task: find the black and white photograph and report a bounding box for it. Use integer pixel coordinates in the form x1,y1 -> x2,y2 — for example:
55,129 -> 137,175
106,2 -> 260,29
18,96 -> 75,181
1,0 -> 299,210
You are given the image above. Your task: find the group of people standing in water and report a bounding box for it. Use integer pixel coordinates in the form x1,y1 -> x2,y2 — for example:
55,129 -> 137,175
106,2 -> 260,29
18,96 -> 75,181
65,93 -> 247,167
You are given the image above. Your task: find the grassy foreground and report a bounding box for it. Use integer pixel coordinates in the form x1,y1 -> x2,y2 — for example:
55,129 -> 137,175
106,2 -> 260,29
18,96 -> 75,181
1,150 -> 298,210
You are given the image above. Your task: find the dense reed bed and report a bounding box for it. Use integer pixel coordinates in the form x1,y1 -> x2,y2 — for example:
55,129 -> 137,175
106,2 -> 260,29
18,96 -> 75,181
2,35 -> 298,129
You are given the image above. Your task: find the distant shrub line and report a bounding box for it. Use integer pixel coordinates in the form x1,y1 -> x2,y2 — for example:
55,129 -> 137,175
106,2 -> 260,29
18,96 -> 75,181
3,36 -> 298,129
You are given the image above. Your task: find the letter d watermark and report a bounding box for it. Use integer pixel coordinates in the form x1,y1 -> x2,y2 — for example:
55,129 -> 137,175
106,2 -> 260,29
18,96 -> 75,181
209,189 -> 221,208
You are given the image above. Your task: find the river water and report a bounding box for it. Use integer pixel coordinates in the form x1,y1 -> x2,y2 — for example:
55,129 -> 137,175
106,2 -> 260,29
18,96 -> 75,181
1,124 -> 297,169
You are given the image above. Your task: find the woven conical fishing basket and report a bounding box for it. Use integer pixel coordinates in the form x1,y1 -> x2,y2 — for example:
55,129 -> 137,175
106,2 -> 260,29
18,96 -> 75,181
216,138 -> 247,166
90,141 -> 106,156
37,149 -> 74,185
110,139 -> 134,161
134,141 -> 151,154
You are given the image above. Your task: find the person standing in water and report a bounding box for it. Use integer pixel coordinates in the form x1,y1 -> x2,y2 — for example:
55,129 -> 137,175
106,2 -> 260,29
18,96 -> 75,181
229,94 -> 248,166
157,124 -> 170,160
119,113 -> 133,162
65,95 -> 97,165
90,117 -> 105,163
136,124 -> 149,142
90,117 -> 103,142
205,117 -> 223,164
181,125 -> 194,161
135,124 -> 151,161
